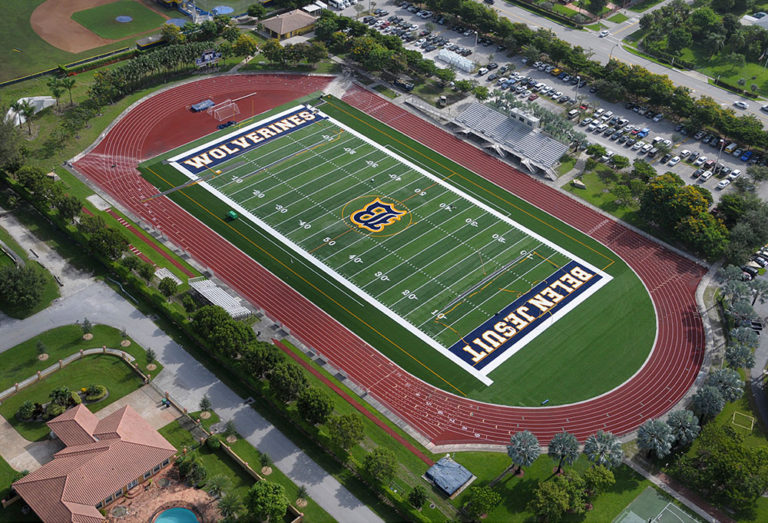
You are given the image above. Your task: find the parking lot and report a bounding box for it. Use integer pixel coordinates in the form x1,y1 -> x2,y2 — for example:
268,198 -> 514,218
337,0 -> 761,204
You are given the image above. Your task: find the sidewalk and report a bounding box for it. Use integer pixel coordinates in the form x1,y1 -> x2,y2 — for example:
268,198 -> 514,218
0,217 -> 380,522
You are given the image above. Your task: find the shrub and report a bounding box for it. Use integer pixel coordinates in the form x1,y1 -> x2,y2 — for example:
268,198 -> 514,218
206,436 -> 221,450
17,401 -> 35,420
45,402 -> 65,419
85,384 -> 107,401
70,391 -> 82,405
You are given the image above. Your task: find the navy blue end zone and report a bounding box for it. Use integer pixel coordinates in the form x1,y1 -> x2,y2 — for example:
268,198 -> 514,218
174,107 -> 326,175
449,261 -> 602,372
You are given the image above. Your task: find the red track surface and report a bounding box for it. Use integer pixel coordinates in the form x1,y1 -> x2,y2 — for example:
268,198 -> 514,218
74,75 -> 705,447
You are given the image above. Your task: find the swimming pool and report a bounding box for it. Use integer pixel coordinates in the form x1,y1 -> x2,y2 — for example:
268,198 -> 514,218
153,507 -> 199,523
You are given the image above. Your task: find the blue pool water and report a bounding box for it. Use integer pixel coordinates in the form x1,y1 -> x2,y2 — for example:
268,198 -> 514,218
154,507 -> 199,523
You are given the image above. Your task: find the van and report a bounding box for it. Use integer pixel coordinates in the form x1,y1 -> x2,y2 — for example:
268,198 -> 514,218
567,109 -> 579,120
725,142 -> 738,154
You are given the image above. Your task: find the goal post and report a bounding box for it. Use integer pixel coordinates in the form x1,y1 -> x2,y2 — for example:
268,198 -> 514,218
207,99 -> 241,121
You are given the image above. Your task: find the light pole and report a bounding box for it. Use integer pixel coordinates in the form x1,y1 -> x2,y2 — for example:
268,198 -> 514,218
609,42 -> 619,61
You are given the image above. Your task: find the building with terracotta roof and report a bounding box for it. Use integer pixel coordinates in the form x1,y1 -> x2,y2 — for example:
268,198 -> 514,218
261,9 -> 318,40
13,404 -> 176,522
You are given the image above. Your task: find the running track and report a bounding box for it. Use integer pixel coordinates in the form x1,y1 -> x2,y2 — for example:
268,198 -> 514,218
73,75 -> 705,447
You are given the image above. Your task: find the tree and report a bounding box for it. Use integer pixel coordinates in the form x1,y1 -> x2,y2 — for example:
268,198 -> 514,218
146,348 -> 156,363
612,185 -> 633,208
706,368 -> 744,402
233,33 -> 259,57
13,100 -> 34,135
667,28 -> 692,54
0,112 -> 25,172
725,342 -> 755,369
749,277 -> 768,306
36,341 -> 47,356
586,143 -> 606,157
17,400 -> 35,420
243,342 -> 284,379
630,159 -> 656,181
548,431 -> 579,474
583,465 -> 614,496
246,481 -> 288,522
81,317 -> 92,334
611,155 -> 630,170
673,424 -> 768,510
637,419 -> 675,459
87,226 -> 128,260
218,492 -> 244,520
747,164 -> 768,182
296,387 -> 333,425
408,485 -> 428,509
207,474 -> 232,497
586,0 -> 607,16
158,277 -> 179,300
222,25 -> 241,43
327,414 -> 364,450
268,362 -> 308,402
583,430 -> 623,469
364,447 -> 397,484
60,77 -> 76,106
248,3 -> 267,18
692,385 -> 725,421
55,194 -> 82,223
199,394 -> 212,412
261,39 -> 285,65
527,480 -> 570,521
507,430 -> 540,476
0,264 -> 47,312
666,409 -> 700,448
49,386 -> 71,407
161,23 -> 184,44
731,326 -> 759,348
462,486 -> 502,521
47,77 -> 63,107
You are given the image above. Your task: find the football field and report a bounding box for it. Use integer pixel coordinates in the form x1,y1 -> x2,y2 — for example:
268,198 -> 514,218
163,105 -> 611,384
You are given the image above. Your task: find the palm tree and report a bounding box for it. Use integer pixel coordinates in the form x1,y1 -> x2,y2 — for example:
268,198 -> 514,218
666,410 -> 699,448
13,100 -> 35,135
218,492 -> 243,519
206,474 -> 232,497
637,419 -> 674,459
706,32 -> 726,57
691,386 -> 725,422
706,368 -> 744,402
60,77 -> 76,106
507,430 -> 540,476
583,430 -> 623,469
548,431 -> 579,474
49,386 -> 71,407
47,77 -> 63,108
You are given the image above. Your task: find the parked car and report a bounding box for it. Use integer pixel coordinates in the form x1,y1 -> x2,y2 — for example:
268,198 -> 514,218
741,150 -> 753,162
680,150 -> 691,158
668,156 -> 680,166
693,156 -> 707,166
728,169 -> 742,180
717,179 -> 731,190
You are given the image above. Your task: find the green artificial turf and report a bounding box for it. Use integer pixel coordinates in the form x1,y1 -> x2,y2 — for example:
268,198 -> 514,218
138,95 -> 655,406
0,355 -> 145,441
71,1 -> 165,40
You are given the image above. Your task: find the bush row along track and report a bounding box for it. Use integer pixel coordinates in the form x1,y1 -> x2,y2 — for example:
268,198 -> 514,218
73,74 -> 705,446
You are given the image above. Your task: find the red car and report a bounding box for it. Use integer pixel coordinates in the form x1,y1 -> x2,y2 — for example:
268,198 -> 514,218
528,93 -> 539,101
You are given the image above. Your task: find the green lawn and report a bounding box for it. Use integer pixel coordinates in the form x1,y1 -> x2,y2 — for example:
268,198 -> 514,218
608,13 -> 629,23
552,3 -> 580,17
0,456 -> 37,522
629,0 -> 665,12
557,155 -> 577,175
0,355 -> 145,441
0,224 -> 59,319
71,0 -> 166,40
139,95 -> 655,407
586,22 -> 608,31
373,84 -> 399,99
565,170 -> 641,223
0,0 -> 167,82
0,325 -> 160,392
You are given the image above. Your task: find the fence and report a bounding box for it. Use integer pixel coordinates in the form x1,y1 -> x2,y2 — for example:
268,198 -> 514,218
0,346 -> 148,403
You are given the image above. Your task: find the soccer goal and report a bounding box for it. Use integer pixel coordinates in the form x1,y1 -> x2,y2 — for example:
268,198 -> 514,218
207,99 -> 240,121
732,411 -> 755,432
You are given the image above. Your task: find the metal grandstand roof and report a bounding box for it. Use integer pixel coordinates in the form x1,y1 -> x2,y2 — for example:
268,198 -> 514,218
454,103 -> 568,169
189,278 -> 251,319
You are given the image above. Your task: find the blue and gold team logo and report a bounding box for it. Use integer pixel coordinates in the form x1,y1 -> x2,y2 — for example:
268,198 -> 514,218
350,198 -> 407,233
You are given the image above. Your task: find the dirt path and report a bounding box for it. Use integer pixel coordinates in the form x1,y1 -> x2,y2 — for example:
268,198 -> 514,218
30,0 -> 170,54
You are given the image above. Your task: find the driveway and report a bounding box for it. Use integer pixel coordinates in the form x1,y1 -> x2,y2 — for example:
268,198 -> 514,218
0,219 -> 380,523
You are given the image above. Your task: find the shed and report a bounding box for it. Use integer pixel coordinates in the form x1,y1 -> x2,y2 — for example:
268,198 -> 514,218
261,9 -> 318,40
424,457 -> 475,498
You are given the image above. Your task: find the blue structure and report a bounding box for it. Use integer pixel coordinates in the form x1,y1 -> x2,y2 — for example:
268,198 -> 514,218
425,457 -> 474,497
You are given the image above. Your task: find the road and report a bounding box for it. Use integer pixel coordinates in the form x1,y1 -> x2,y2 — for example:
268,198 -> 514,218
0,212 -> 380,523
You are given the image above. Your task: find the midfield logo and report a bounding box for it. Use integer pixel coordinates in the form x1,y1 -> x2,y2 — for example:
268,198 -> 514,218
350,198 -> 407,233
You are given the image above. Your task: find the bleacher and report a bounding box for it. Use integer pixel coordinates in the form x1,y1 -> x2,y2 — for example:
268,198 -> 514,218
189,278 -> 251,319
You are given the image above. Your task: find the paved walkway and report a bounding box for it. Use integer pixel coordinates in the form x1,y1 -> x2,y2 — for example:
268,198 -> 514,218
0,213 -> 379,522
0,416 -> 63,473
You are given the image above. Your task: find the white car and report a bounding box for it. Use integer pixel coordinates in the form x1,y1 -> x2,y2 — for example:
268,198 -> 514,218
728,169 -> 742,180
761,105 -> 768,112
599,30 -> 610,38
632,141 -> 645,151
717,179 -> 731,189
668,156 -> 680,166
699,169 -> 714,181
693,156 -> 707,166
734,101 -> 749,110
680,149 -> 691,158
